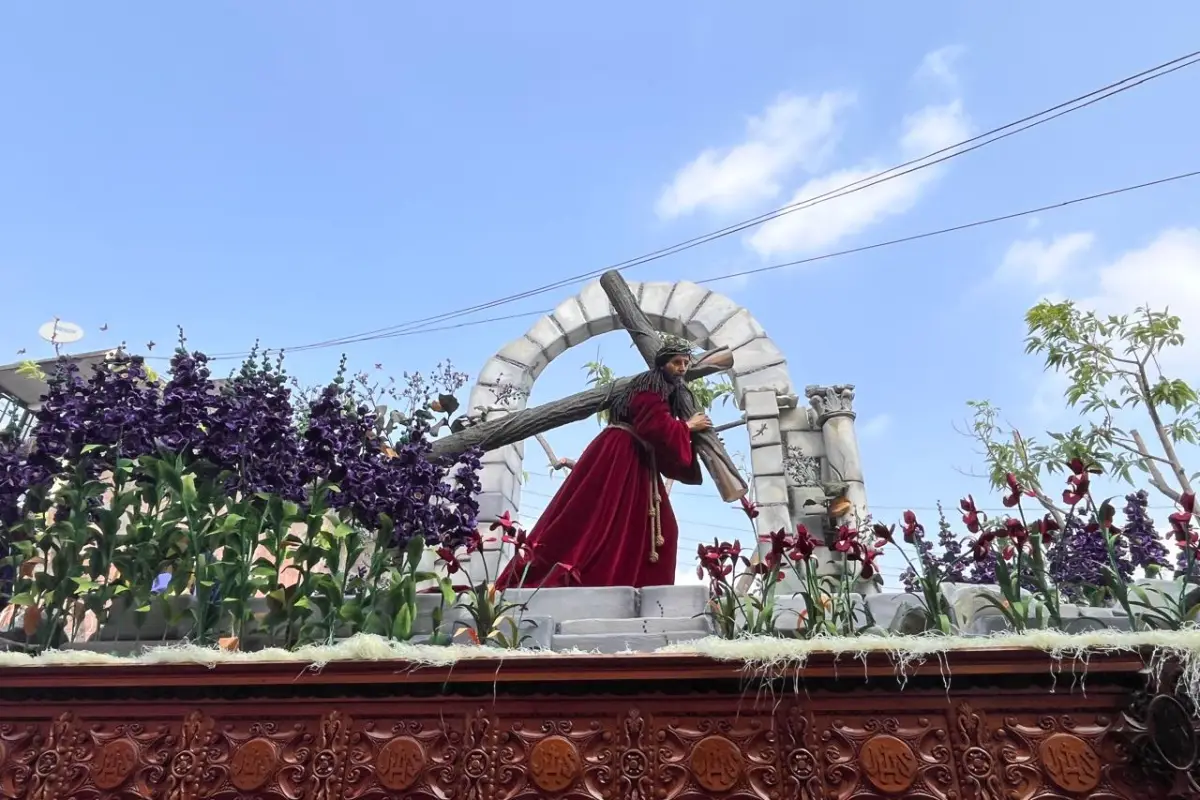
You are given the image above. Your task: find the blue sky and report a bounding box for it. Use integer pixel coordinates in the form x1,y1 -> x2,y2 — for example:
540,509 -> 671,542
3,3 -> 1199,586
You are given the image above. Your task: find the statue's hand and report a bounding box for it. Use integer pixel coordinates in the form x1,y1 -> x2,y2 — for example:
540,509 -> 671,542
687,412 -> 713,432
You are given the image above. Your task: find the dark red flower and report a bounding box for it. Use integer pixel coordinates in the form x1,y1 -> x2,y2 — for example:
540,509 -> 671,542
901,510 -> 923,544
739,496 -> 760,520
834,525 -> 863,560
859,546 -> 881,580
463,529 -> 484,555
1033,514 -> 1059,544
960,496 -> 985,533
970,534 -> 994,562
436,546 -> 462,575
1002,473 -> 1035,508
1169,492 -> 1196,543
503,527 -> 533,562
1061,459 -> 1099,507
871,522 -> 895,544
556,562 -> 583,586
789,524 -> 820,561
999,517 -> 1028,546
489,510 -> 517,536
763,527 -> 795,557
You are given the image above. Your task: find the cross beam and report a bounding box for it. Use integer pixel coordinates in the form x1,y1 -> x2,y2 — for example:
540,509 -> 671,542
598,270 -> 748,502
428,347 -> 732,458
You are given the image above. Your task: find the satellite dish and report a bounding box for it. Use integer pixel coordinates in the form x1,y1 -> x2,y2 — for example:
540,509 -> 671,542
38,320 -> 84,345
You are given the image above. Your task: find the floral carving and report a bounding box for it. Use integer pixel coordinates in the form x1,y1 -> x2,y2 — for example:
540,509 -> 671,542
618,709 -> 656,800
781,705 -> 822,800
24,714 -> 89,800
493,717 -> 616,799
0,722 -> 45,799
992,712 -> 1131,799
819,714 -> 955,800
343,715 -> 464,799
657,716 -> 776,799
156,711 -> 229,800
952,703 -> 1004,800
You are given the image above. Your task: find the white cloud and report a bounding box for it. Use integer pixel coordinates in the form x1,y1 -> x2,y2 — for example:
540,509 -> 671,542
995,232 -> 1095,286
858,413 -> 893,438
747,100 -> 971,257
915,45 -> 966,90
1081,227 -> 1200,376
1016,227 -> 1200,424
656,91 -> 855,220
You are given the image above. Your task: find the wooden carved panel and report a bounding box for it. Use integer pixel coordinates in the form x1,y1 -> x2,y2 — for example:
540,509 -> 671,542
0,650 -> 1170,800
990,710 -> 1130,800
653,711 -> 777,799
817,712 -> 956,799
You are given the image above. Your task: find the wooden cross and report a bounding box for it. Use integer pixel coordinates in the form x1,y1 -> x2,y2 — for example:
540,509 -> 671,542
431,270 -> 749,502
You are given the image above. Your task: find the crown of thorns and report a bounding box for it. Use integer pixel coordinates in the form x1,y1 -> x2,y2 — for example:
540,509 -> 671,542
653,336 -> 695,366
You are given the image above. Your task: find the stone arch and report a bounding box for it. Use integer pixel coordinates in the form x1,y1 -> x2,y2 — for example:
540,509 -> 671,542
466,279 -> 802,562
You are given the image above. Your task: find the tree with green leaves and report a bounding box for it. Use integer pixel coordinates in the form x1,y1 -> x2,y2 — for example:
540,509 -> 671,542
966,300 -> 1196,520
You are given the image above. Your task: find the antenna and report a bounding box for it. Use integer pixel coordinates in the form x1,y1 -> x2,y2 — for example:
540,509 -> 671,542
37,319 -> 85,350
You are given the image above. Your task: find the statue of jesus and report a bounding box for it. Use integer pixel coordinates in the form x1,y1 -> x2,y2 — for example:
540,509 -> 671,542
496,339 -> 714,589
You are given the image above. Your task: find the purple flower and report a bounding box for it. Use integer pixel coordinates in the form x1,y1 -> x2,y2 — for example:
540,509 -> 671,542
1048,513 -> 1131,600
1122,491 -> 1171,578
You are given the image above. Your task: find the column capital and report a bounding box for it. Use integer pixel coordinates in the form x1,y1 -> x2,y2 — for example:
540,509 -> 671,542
804,384 -> 856,423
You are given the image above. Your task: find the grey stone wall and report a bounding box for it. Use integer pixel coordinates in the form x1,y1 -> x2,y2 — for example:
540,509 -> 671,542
461,279 -> 866,582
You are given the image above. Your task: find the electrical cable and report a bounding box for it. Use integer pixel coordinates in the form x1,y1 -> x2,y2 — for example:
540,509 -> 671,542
188,167 -> 1200,361
204,50 -> 1200,360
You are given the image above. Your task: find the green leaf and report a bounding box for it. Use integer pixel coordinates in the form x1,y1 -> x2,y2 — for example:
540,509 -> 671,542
180,474 -> 198,507
392,604 -> 414,641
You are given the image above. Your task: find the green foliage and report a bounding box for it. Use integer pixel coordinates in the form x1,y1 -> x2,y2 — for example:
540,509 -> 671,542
968,301 -> 1197,509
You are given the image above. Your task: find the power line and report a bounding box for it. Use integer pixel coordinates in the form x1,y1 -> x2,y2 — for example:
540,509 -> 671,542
186,166 -> 1200,363
204,49 -> 1200,361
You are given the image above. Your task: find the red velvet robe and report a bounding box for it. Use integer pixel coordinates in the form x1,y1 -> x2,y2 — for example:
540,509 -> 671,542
496,390 -> 702,589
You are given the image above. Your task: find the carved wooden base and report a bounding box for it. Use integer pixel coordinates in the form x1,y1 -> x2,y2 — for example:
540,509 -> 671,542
0,648 -> 1166,798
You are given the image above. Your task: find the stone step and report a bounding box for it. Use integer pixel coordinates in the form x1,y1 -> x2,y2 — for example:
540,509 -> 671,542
551,630 -> 708,654
556,616 -> 709,636
639,584 -> 710,618
503,586 -> 637,620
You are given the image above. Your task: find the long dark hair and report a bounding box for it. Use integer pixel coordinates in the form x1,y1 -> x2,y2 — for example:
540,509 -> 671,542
608,367 -> 693,424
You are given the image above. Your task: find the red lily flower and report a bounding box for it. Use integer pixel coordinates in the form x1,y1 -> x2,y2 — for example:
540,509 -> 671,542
556,562 -> 583,586
789,524 -> 820,561
503,527 -> 533,562
834,525 -> 863,560
759,527 -> 794,557
970,534 -> 994,562
1061,458 -> 1099,507
859,548 -> 881,579
1169,492 -> 1196,542
1002,544 -> 1016,561
739,496 -> 760,520
435,546 -> 462,575
463,529 -> 484,555
1033,514 -> 1059,544
1002,473 -> 1035,508
1000,517 -> 1028,546
960,496 -> 985,533
489,511 -> 517,536
871,522 -> 895,544
901,510 -> 923,544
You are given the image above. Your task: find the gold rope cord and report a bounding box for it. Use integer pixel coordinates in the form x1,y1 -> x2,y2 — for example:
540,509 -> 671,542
608,422 -> 665,564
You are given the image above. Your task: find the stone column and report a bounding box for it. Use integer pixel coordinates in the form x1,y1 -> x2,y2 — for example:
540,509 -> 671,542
803,384 -> 873,592
804,384 -> 867,522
